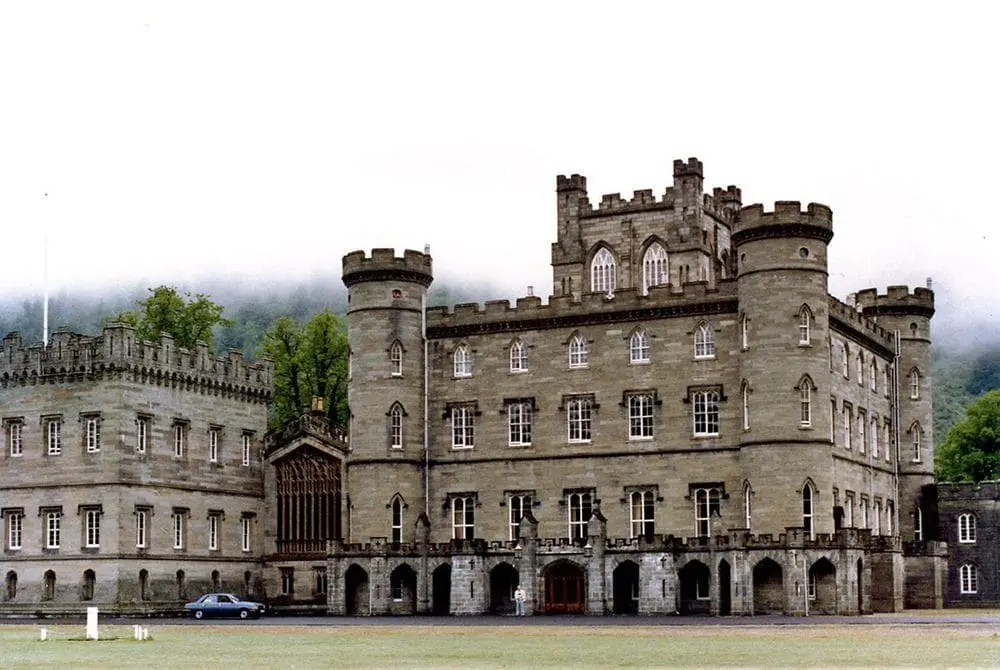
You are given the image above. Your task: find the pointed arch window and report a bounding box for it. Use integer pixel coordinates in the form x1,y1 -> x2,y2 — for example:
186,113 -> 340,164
741,381 -> 750,431
841,344 -> 850,378
959,513 -> 976,543
910,422 -> 923,462
569,334 -> 588,368
914,506 -> 923,542
694,323 -> 715,359
856,352 -> 864,386
642,243 -> 668,294
797,376 -> 815,427
389,404 -> 404,449
870,360 -> 877,392
509,340 -> 527,373
802,483 -> 815,540
629,329 -> 650,364
630,490 -> 655,539
798,305 -> 812,345
389,341 -> 403,377
909,368 -> 921,399
391,497 -> 403,543
740,314 -> 749,350
453,344 -> 472,378
960,563 -> 978,594
591,247 -> 616,295
743,482 -> 753,531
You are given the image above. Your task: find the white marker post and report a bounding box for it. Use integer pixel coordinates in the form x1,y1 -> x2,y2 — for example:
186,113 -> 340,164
86,606 -> 99,640
39,627 -> 47,641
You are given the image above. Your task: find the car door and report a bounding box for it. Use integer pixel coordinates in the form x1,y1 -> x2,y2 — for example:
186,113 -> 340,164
217,594 -> 236,617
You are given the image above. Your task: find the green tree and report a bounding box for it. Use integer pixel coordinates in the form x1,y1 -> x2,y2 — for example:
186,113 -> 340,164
936,389 -> 1000,482
263,312 -> 348,431
114,286 -> 231,350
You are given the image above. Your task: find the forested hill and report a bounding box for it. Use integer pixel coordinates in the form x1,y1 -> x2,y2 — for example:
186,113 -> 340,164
0,275 -> 996,443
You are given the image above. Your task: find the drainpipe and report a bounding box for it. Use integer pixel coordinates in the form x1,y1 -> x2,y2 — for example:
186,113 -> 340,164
423,292 -> 429,518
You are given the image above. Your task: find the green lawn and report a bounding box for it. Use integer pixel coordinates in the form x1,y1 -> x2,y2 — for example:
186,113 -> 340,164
2,621 -> 999,669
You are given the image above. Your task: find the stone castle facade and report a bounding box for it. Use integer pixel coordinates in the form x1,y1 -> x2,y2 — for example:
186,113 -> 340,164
1,157 -> 949,615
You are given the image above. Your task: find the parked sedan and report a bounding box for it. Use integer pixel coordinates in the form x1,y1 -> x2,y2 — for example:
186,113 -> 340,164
184,593 -> 266,619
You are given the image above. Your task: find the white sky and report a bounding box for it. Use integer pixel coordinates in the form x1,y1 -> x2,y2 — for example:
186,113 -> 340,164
1,2 -> 997,332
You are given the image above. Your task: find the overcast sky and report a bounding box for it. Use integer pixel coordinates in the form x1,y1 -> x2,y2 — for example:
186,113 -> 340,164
1,2 -> 997,333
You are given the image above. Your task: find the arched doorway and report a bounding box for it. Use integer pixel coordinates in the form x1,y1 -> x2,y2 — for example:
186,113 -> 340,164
809,558 -> 837,614
856,558 -> 864,613
82,569 -> 96,601
43,570 -> 56,601
344,564 -> 369,616
432,564 -> 452,615
752,558 -> 784,614
612,561 -> 639,614
389,564 -> 417,614
678,560 -> 711,615
139,570 -> 149,601
543,561 -> 585,614
489,563 -> 519,615
211,569 -> 221,592
4,571 -> 16,601
176,570 -> 186,600
718,560 -> 732,615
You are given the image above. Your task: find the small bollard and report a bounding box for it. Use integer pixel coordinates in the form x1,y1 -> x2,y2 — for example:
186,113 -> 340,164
39,627 -> 47,641
86,606 -> 99,640
142,627 -> 149,640
133,624 -> 140,640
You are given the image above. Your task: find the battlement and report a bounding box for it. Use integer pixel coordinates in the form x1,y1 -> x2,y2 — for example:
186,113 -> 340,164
737,201 -> 833,229
828,296 -> 895,349
673,157 -> 703,178
426,280 -> 738,336
0,324 -> 273,396
341,248 -> 434,288
854,285 -> 935,319
556,173 -> 587,192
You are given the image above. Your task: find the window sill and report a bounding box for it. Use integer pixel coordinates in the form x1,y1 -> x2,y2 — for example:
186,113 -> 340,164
629,360 -> 650,366
451,445 -> 474,451
628,436 -> 654,442
798,342 -> 812,348
509,369 -> 528,374
692,434 -> 719,439
568,365 -> 589,370
798,424 -> 813,430
694,356 -> 716,361
567,440 -> 592,445
508,443 -> 532,448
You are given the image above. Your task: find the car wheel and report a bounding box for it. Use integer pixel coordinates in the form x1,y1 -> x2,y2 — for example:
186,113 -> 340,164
239,609 -> 249,620
194,610 -> 204,620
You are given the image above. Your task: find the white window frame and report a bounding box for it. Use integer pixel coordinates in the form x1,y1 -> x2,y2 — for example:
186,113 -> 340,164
390,405 -> 403,449
743,484 -> 752,531
841,346 -> 849,378
174,423 -> 186,458
8,512 -> 23,550
509,494 -> 532,542
802,485 -> 814,540
960,563 -> 978,594
629,490 -> 655,539
209,514 -> 219,551
870,360 -> 877,392
958,513 -> 976,543
567,492 -> 592,541
46,419 -> 61,456
509,340 -> 527,373
886,500 -> 894,536
451,406 -> 475,449
45,511 -> 61,549
742,383 -> 751,431
911,424 -> 922,462
209,428 -> 220,463
172,513 -> 185,549
844,493 -> 855,527
914,506 -> 923,542
591,247 -> 616,295
453,344 -> 472,378
85,509 -> 101,548
391,498 -> 402,543
910,369 -> 920,399
740,314 -> 749,350
8,421 -> 22,457
694,323 -> 715,359
870,416 -> 879,457
568,334 -> 588,368
692,391 -> 719,437
136,510 -> 148,549
629,329 -> 650,364
798,307 -> 811,345
86,416 -> 101,453
628,394 -> 654,440
799,385 -> 812,427
390,341 -> 403,377
642,243 -> 668,294
695,488 -> 720,537
857,412 -> 866,454
451,496 -> 475,540
508,402 -> 532,447
242,433 -> 252,466
566,397 -> 592,443
873,500 -> 882,535
856,353 -> 864,386
241,516 -> 252,552
136,416 -> 149,454
860,497 -> 869,529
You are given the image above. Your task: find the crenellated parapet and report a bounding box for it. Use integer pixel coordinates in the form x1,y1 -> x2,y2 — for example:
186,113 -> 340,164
426,280 -> 738,338
733,201 -> 834,245
0,324 -> 273,400
855,286 -> 935,319
828,296 -> 896,355
342,248 -> 433,288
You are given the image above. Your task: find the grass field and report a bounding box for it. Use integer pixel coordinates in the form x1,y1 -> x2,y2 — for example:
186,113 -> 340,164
2,620 -> 1000,669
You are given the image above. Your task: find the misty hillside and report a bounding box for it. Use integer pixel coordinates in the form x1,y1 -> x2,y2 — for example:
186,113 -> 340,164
0,276 -> 995,443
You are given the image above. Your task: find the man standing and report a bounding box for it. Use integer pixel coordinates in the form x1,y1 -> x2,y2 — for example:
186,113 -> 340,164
513,584 -> 526,616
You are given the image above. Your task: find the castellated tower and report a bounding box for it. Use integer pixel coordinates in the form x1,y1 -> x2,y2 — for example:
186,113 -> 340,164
855,286 -> 935,540
734,202 -> 835,533
341,249 -> 433,544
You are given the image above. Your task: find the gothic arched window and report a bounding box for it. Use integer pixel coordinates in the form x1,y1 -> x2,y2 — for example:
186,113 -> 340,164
590,248 -> 616,294
642,243 -> 668,294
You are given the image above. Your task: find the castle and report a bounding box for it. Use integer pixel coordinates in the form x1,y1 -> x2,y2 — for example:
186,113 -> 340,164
1,158 -> 953,615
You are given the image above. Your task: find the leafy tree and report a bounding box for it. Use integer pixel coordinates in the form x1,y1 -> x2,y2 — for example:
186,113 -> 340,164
263,312 -> 348,431
936,389 -> 1000,482
114,286 -> 231,350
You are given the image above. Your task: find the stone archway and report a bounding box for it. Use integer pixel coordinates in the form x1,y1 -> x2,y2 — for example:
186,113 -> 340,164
753,558 -> 784,614
718,559 -> 732,615
809,558 -> 837,614
612,561 -> 639,614
678,560 -> 711,615
344,564 -> 369,616
489,563 -> 519,615
543,561 -> 586,614
389,563 -> 417,614
432,564 -> 452,615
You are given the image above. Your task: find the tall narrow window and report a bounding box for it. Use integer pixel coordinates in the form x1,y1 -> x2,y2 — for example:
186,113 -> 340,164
628,394 -> 654,440
209,428 -> 220,463
858,412 -> 866,454
886,500 -> 894,536
844,493 -> 855,527
914,507 -> 923,542
591,247 -> 616,294
7,512 -> 23,550
873,500 -> 882,535
960,563 -> 978,594
453,344 -> 472,377
452,496 -> 475,540
843,406 -> 852,450
451,407 -> 475,449
856,352 -> 864,386
46,419 -> 62,456
508,401 -> 532,447
870,417 -> 879,457
802,485 -> 814,540
742,382 -> 751,431
390,341 -> 403,377
568,334 -> 588,368
799,384 -> 812,427
7,420 -> 22,457
242,433 -> 252,466
136,510 -> 148,549
911,423 -> 922,462
173,423 -> 186,458
85,510 -> 101,548
959,513 -> 976,543
642,243 -> 668,294
841,345 -> 849,378
870,360 -> 877,392
509,494 -> 532,542
910,369 -> 920,399
567,492 -> 592,541
692,391 -> 719,436
241,515 -> 252,552
136,416 -> 149,454
391,498 -> 403,543
390,404 -> 404,449
860,497 -> 869,529
694,323 -> 715,359
509,340 -> 527,372
46,511 -> 61,549
566,397 -> 593,443
695,488 -> 721,537
798,306 -> 811,345
743,484 -> 752,531
208,514 -> 219,551
85,416 -> 101,453
630,490 -> 655,539
740,314 -> 749,350
629,329 -> 650,364
172,512 -> 185,549
830,398 -> 837,443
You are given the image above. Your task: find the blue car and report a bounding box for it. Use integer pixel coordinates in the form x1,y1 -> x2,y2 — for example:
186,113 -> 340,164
184,593 -> 265,620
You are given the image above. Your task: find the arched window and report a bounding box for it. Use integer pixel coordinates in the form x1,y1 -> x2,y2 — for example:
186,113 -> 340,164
389,404 -> 403,449
569,334 -> 588,368
798,305 -> 812,345
43,570 -> 56,601
856,352 -> 864,386
870,416 -> 879,457
743,483 -> 753,531
694,488 -> 721,537
870,360 -> 877,392
909,368 -> 921,399
642,243 -> 668,294
741,381 -> 750,431
138,569 -> 149,601
509,339 -> 527,373
453,344 -> 472,378
740,313 -> 749,350
82,569 -> 96,601
802,484 -> 815,540
629,490 -> 655,539
5,571 -> 16,602
959,513 -> 976,543
629,329 -> 650,364
389,341 -> 403,377
694,323 -> 715,359
391,496 -> 403,543
590,248 -> 616,294
910,422 -> 922,462
960,563 -> 978,594
913,507 -> 923,542
841,344 -> 849,378
798,379 -> 813,427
